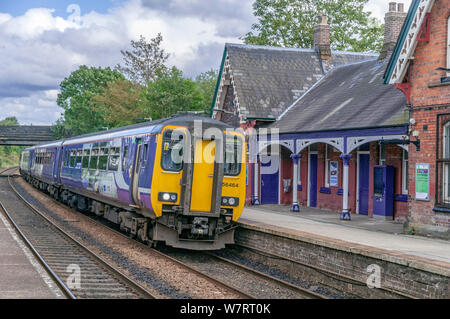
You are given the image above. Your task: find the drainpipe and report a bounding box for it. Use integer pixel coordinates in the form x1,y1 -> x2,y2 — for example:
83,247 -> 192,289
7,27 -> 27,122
290,154 -> 301,212
340,153 -> 352,220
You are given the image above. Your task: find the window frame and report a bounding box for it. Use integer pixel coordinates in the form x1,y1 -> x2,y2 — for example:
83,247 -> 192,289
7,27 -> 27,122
402,149 -> 409,195
160,129 -> 184,172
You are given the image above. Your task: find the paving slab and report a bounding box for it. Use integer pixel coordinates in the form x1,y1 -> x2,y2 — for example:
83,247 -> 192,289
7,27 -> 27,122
0,213 -> 64,299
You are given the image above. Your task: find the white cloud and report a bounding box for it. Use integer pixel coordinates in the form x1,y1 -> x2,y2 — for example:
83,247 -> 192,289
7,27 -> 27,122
0,0 -> 412,126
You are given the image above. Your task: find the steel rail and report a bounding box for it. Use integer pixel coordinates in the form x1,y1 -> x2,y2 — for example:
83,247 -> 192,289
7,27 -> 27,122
235,244 -> 417,299
204,252 -> 326,299
5,174 -> 156,299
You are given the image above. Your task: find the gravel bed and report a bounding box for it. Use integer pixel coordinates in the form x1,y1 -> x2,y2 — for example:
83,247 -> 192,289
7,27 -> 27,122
215,246 -> 359,299
13,176 -> 242,299
159,247 -> 321,299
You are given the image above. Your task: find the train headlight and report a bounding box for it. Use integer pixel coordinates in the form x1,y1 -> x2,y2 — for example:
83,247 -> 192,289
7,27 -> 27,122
221,196 -> 239,207
158,192 -> 177,203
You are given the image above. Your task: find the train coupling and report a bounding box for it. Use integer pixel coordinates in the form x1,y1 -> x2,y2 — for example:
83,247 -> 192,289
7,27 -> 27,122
191,217 -> 209,236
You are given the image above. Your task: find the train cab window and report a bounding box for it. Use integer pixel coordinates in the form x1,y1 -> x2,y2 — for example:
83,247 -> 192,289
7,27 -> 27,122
108,147 -> 120,171
224,135 -> 243,176
90,149 -> 99,169
82,150 -> 90,169
122,145 -> 129,171
98,148 -> 108,170
161,130 -> 183,171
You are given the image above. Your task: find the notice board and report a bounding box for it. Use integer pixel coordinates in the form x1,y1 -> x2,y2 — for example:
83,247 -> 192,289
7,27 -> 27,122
415,163 -> 430,201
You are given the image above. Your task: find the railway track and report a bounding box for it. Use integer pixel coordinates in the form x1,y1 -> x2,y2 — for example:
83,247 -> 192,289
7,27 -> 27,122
203,251 -> 325,299
231,244 -> 417,299
7,168 -> 253,299
0,171 -> 156,299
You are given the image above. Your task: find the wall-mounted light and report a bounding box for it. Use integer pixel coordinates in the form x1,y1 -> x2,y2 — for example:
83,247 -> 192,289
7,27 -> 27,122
412,130 -> 419,137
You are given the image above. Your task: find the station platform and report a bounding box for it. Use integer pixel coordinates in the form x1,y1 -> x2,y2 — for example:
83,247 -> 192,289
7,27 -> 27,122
238,205 -> 450,278
0,212 -> 63,299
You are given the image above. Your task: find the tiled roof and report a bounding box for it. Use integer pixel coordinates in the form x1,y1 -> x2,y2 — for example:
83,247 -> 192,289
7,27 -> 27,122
224,43 -> 377,120
271,58 -> 408,133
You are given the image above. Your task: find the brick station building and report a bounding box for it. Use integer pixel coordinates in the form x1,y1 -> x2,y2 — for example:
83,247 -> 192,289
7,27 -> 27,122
384,0 -> 450,239
212,1 -> 450,238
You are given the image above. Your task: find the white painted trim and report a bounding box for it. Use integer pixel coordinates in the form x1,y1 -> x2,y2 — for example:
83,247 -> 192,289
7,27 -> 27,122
389,0 -> 436,84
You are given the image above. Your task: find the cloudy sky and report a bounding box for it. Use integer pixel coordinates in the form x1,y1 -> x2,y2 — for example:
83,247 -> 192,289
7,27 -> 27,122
0,0 -> 412,125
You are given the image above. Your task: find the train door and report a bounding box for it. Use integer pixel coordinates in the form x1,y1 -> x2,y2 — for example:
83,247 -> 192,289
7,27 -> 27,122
131,138 -> 143,206
190,139 -> 216,212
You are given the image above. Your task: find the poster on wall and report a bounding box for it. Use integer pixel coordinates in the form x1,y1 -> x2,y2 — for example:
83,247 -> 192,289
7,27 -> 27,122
329,161 -> 339,187
415,163 -> 430,201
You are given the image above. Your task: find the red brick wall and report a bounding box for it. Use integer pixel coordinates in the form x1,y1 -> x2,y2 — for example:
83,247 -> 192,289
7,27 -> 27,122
405,1 -> 450,238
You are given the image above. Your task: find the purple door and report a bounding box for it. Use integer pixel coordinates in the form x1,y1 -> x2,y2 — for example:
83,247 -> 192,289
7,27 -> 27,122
358,154 -> 370,215
261,157 -> 279,204
309,154 -> 317,207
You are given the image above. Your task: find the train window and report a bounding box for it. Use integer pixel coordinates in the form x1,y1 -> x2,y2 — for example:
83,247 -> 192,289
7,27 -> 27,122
224,135 -> 243,176
98,148 -> 108,170
108,147 -> 120,171
69,151 -> 76,168
76,150 -> 82,168
82,149 -> 90,169
90,148 -> 99,169
142,143 -> 148,167
161,130 -> 183,171
122,145 -> 128,171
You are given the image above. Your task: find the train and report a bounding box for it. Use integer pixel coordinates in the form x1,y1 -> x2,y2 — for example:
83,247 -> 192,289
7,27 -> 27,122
19,115 -> 246,250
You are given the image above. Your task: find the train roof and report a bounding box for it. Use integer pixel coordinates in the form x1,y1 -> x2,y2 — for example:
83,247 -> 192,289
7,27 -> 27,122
24,115 -> 233,151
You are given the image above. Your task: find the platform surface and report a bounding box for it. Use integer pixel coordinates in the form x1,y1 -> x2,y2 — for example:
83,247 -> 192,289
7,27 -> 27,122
239,205 -> 450,267
0,212 -> 64,299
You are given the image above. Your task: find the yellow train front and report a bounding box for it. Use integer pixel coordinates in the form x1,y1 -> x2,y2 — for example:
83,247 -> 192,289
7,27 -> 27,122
120,116 -> 246,250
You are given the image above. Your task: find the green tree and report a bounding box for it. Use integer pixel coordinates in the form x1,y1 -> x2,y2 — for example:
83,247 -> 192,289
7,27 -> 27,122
142,67 -> 205,119
116,34 -> 170,85
0,117 -> 23,167
0,117 -> 19,126
195,69 -> 219,111
56,65 -> 124,136
91,78 -> 148,128
242,0 -> 384,52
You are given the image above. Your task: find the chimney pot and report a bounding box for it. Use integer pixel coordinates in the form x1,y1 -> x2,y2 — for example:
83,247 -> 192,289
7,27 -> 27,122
380,2 -> 407,60
313,14 -> 331,60
389,2 -> 397,12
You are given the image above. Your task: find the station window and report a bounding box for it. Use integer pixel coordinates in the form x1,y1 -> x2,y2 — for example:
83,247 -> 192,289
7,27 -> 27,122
325,144 -> 330,187
379,144 -> 386,166
402,150 -> 409,195
447,16 -> 450,76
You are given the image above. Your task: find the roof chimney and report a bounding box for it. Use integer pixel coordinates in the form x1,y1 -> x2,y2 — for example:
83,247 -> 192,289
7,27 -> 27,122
379,2 -> 407,60
314,14 -> 331,60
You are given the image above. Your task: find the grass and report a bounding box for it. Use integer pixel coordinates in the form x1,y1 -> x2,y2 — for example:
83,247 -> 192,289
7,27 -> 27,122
0,146 -> 23,169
